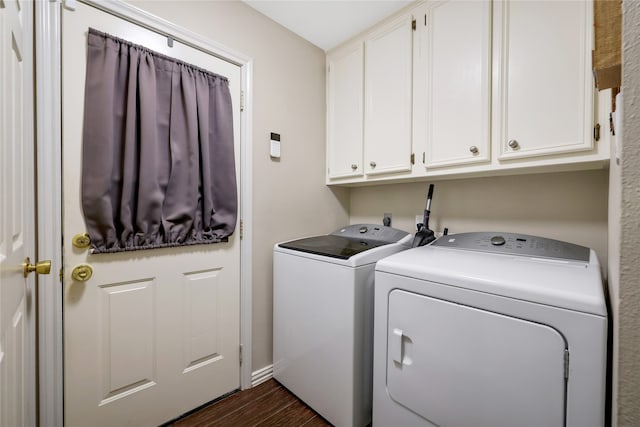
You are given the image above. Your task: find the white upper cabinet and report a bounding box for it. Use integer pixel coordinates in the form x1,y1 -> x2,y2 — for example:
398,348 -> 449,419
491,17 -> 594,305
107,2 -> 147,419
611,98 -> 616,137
415,0 -> 492,169
327,42 -> 364,179
495,0 -> 594,160
364,14 -> 414,176
326,0 -> 607,185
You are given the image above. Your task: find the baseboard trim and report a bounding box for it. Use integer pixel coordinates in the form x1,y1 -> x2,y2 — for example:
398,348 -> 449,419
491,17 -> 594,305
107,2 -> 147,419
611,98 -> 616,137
251,364 -> 273,387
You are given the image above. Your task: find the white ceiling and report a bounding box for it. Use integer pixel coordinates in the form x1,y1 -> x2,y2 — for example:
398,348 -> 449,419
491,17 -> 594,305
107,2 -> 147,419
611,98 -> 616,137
242,0 -> 413,51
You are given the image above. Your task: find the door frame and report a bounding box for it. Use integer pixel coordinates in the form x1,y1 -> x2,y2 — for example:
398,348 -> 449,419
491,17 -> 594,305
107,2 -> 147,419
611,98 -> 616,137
35,1 -> 254,425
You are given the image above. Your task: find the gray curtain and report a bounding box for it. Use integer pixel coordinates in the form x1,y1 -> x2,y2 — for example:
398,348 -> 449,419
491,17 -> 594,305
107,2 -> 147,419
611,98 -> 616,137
82,28 -> 237,253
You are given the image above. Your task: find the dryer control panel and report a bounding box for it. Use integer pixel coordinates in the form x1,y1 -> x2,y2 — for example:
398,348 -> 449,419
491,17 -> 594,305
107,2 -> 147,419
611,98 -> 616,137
432,232 -> 590,262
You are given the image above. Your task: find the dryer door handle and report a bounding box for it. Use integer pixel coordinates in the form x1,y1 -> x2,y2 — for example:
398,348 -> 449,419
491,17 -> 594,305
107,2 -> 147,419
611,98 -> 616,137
391,328 -> 404,364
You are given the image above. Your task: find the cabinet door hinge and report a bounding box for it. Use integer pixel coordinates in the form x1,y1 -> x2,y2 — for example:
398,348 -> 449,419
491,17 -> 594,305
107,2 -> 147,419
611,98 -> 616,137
412,19 -> 416,31
594,123 -> 601,141
410,153 -> 415,164
564,349 -> 570,379
59,267 -> 64,282
424,14 -> 427,27
422,152 -> 425,164
239,344 -> 243,365
239,219 -> 244,239
240,90 -> 245,112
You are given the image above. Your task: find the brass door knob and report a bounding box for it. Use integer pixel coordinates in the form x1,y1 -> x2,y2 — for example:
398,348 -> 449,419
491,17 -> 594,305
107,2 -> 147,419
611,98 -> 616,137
23,258 -> 52,278
71,264 -> 93,282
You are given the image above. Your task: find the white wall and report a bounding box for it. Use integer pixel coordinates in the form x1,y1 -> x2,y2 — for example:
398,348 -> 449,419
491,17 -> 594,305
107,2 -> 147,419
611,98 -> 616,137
611,2 -> 640,425
127,0 -> 350,372
351,170 -> 609,272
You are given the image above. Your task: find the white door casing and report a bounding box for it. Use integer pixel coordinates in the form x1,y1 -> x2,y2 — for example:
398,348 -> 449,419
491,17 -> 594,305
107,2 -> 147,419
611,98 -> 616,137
0,0 -> 37,426
62,3 -> 245,426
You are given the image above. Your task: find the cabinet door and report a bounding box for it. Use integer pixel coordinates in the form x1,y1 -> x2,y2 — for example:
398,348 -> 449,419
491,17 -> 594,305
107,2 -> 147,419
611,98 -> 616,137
419,0 -> 492,169
327,42 -> 364,179
364,14 -> 413,176
497,0 -> 593,160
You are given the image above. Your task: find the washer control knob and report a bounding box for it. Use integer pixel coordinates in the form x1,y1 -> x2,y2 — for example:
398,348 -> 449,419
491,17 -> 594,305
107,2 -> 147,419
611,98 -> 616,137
490,235 -> 506,246
359,226 -> 368,234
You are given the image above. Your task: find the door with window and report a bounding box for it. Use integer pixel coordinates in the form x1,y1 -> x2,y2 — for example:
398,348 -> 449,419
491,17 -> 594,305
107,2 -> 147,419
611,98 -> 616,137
62,3 -> 242,426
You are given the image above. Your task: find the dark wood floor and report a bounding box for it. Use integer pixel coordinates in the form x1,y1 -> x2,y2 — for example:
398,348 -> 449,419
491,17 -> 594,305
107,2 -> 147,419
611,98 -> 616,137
166,379 -> 332,427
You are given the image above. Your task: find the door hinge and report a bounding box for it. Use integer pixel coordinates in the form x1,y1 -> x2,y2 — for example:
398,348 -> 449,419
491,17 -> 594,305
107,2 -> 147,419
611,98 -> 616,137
59,267 -> 64,282
410,153 -> 415,164
594,123 -> 600,141
240,90 -> 245,112
239,344 -> 243,365
239,219 -> 244,239
412,19 -> 417,31
564,349 -> 570,379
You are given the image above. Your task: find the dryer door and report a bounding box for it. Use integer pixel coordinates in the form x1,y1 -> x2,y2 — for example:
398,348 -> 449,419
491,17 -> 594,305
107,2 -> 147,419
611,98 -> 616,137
387,289 -> 567,427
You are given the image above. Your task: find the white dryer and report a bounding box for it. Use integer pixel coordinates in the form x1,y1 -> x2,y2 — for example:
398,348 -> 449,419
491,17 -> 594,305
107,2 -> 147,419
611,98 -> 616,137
373,232 -> 607,427
274,224 -> 412,427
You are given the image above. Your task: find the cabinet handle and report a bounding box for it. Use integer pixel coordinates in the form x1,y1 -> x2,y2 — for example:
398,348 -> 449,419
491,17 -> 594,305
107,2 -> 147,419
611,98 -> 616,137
469,145 -> 479,154
508,139 -> 520,150
351,164 -> 358,171
370,161 -> 376,168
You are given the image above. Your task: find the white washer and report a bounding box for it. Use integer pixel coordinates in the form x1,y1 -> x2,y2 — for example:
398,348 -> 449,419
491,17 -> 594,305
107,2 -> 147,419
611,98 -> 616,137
373,232 -> 608,427
273,224 -> 412,427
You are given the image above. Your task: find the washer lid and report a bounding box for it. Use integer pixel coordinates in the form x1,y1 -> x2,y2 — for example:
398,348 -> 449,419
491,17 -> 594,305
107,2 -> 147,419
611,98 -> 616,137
277,224 -> 410,260
278,235 -> 390,260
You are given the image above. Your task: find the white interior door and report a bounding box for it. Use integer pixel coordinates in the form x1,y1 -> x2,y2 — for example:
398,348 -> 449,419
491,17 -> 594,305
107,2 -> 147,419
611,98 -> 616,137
0,0 -> 36,425
62,3 -> 242,426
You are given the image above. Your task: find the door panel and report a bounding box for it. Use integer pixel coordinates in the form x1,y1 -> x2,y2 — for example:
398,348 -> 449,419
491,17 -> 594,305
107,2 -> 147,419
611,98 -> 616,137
62,3 -> 242,426
99,279 -> 156,404
387,289 -> 566,427
0,0 -> 35,425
